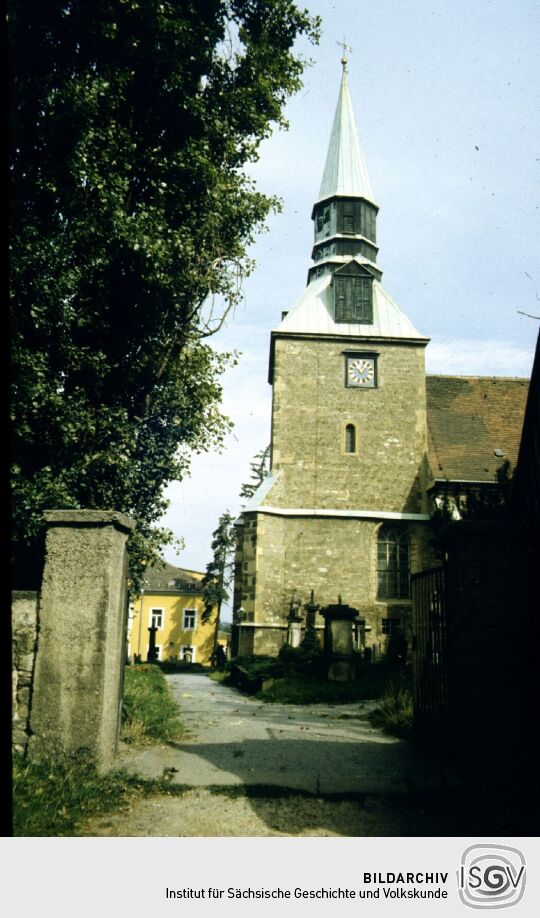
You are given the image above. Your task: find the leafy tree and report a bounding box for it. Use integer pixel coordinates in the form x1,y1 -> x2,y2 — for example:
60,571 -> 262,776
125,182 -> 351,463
429,461 -> 514,552
459,460 -> 514,519
201,511 -> 236,654
239,445 -> 270,502
9,1 -> 319,587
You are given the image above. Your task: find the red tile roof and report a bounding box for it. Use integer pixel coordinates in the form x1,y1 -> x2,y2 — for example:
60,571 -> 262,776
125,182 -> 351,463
426,375 -> 529,483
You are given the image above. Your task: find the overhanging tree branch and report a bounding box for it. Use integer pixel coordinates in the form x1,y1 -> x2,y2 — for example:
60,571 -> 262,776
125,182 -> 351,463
9,1 -> 320,589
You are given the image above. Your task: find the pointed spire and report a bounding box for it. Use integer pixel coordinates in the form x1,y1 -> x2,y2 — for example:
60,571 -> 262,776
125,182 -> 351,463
317,63 -> 375,205
308,60 -> 380,286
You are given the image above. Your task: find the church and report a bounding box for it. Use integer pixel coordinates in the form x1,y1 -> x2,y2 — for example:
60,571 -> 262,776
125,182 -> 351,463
232,58 -> 528,658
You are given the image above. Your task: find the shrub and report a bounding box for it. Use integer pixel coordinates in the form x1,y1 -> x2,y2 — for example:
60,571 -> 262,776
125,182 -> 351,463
300,620 -> 321,658
278,642 -> 325,676
256,675 -> 372,704
277,644 -> 303,664
157,660 -> 206,674
232,655 -> 285,678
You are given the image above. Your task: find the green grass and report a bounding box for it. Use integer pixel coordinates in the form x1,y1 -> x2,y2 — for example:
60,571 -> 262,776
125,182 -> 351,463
254,664 -> 409,705
369,678 -> 414,738
13,665 -> 187,836
224,653 -> 411,705
122,663 -> 184,744
12,753 -> 185,837
208,670 -> 229,684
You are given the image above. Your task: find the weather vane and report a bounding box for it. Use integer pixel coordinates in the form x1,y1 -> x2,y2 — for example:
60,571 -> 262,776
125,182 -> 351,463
336,38 -> 353,70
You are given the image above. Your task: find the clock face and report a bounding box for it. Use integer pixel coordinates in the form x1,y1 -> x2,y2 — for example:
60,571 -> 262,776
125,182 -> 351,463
347,357 -> 376,387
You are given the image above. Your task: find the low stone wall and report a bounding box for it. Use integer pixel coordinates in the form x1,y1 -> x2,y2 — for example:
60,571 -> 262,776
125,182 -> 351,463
12,591 -> 39,754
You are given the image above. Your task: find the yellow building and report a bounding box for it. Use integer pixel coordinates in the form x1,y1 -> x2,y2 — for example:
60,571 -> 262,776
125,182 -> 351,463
127,562 -> 218,665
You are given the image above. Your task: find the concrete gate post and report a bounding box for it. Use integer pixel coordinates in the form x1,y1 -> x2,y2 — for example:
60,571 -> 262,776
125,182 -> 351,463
28,510 -> 135,771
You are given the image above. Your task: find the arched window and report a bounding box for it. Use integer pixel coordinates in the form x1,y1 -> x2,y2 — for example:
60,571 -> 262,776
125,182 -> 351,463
377,527 -> 410,599
345,423 -> 356,453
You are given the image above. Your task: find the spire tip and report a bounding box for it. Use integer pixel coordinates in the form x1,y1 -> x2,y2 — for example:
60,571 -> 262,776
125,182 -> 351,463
337,38 -> 353,72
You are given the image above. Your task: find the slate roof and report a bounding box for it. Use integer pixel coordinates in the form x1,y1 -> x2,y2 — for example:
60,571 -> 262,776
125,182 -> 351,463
274,270 -> 428,342
508,333 -> 540,522
426,375 -> 529,484
317,66 -> 375,205
142,561 -> 203,593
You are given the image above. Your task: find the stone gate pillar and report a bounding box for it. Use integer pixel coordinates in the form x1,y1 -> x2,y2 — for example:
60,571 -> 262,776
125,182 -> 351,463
28,510 -> 135,771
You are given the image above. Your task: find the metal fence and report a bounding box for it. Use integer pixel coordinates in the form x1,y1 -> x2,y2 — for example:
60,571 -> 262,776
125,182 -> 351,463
411,566 -> 448,730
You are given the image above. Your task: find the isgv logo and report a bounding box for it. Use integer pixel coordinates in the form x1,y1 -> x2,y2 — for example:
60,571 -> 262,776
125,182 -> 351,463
458,845 -> 526,909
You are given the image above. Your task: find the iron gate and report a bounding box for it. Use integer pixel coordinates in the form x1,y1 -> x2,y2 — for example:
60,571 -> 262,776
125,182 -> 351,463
411,566 -> 448,728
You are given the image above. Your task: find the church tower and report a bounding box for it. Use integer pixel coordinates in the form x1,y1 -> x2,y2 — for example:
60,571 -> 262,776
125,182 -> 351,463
234,59 -> 431,657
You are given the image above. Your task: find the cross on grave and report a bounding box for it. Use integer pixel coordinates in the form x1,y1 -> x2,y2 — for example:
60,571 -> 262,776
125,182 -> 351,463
147,624 -> 158,663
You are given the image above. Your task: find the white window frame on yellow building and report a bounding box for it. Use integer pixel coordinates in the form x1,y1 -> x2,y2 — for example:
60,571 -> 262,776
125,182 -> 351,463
149,606 -> 165,629
180,644 -> 196,663
182,608 -> 197,630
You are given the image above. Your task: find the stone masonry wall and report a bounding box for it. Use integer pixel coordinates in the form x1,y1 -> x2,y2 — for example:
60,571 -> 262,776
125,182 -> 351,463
12,592 -> 39,754
268,337 -> 428,513
236,511 -> 430,656
233,333 -> 432,656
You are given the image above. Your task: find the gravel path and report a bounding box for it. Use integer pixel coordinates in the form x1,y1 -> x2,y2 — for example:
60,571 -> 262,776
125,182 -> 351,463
80,787 -> 455,837
80,672 -> 457,837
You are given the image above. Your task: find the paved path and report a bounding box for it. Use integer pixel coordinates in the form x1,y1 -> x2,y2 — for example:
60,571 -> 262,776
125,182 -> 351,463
117,672 -> 445,795
83,674 -> 499,835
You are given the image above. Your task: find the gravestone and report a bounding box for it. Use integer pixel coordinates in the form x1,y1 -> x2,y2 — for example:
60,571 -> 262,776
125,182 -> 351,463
321,600 -> 359,681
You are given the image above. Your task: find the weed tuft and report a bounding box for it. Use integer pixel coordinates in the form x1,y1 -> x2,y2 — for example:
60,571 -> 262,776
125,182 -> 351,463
13,753 -> 137,836
122,664 -> 184,744
369,678 -> 413,738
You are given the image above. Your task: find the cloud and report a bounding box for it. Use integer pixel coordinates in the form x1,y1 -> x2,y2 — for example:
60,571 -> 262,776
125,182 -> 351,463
426,338 -> 535,377
161,355 -> 272,582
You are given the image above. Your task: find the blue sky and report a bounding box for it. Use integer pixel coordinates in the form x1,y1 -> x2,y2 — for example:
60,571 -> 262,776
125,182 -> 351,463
161,0 -> 539,601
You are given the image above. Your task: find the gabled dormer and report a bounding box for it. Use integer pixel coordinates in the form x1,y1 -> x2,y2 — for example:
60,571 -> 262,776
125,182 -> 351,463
332,261 -> 375,324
